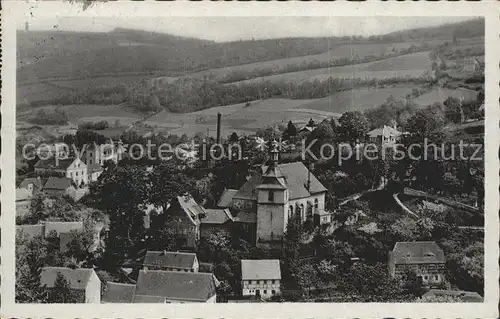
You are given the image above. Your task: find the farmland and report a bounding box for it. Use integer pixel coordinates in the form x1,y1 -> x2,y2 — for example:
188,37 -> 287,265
230,51 -> 433,85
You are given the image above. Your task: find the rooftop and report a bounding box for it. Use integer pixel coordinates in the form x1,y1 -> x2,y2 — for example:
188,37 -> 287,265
367,125 -> 401,138
16,188 -> 32,201
233,162 -> 326,201
201,208 -> 234,225
241,259 -> 281,280
40,267 -> 95,290
176,194 -> 206,226
143,251 -> 197,269
18,177 -> 43,190
34,157 -> 79,170
423,289 -> 483,302
391,241 -> 445,265
43,176 -> 74,191
16,224 -> 44,239
217,189 -> 238,208
102,282 -> 136,303
135,270 -> 217,302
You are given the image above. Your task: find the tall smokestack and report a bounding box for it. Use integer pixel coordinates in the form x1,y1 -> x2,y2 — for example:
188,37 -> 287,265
216,112 -> 222,144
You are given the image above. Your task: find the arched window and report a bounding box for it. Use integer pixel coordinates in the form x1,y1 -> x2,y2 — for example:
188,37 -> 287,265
314,198 -> 319,209
300,204 -> 305,221
288,205 -> 293,218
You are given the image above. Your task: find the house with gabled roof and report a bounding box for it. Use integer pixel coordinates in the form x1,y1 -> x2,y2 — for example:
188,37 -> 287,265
163,194 -> 206,248
35,157 -> 88,187
367,125 -> 402,146
134,270 -> 217,303
102,282 -> 136,303
40,267 -> 101,303
223,144 -> 329,245
42,176 -> 76,197
241,259 -> 281,299
388,241 -> 446,287
143,251 -> 199,272
16,188 -> 32,217
200,208 -> 235,238
18,176 -> 43,196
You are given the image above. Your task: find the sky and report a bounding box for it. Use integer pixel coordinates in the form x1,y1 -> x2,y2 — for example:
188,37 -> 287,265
14,2 -> 476,42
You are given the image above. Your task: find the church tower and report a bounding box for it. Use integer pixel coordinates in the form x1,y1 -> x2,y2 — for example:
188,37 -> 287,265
255,140 -> 289,244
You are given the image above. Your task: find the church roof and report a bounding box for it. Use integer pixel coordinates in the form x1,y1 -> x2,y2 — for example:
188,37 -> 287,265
232,162 -> 327,201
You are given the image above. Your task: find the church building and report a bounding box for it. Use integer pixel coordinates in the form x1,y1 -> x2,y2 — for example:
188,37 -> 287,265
222,142 -> 330,246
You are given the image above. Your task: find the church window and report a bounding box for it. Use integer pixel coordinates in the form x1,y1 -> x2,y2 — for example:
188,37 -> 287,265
288,205 -> 293,218
268,191 -> 274,202
314,198 -> 319,209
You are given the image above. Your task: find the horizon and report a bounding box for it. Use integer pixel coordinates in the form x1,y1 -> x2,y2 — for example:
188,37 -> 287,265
17,16 -> 480,42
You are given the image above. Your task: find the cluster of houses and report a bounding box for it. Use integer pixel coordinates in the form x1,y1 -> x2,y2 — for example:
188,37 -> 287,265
35,241 -> 481,303
16,141 -> 123,214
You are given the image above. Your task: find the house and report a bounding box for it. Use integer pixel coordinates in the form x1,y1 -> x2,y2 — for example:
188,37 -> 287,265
16,188 -> 32,217
163,195 -> 206,248
241,259 -> 281,299
37,143 -> 70,159
463,57 -> 481,72
42,177 -> 76,197
217,189 -> 238,208
102,282 -> 136,303
367,125 -> 402,146
34,157 -> 88,186
134,270 -> 217,303
224,144 -> 328,245
143,251 -> 199,272
388,241 -> 446,287
44,221 -> 84,237
40,267 -> 101,303
18,177 -> 43,196
87,164 -> 104,182
200,208 -> 234,238
298,125 -> 314,134
422,289 -> 483,302
81,141 -> 122,166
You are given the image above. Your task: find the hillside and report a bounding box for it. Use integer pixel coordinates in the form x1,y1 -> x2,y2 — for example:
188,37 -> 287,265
17,18 -> 484,84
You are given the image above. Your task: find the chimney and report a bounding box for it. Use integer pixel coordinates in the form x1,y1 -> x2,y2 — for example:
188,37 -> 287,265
216,112 -> 222,144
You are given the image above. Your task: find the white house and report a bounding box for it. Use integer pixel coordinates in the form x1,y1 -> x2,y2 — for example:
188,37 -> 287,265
40,267 -> 101,303
34,157 -> 88,186
241,259 -> 281,299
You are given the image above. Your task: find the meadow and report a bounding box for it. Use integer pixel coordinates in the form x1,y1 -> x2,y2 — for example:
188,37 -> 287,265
230,51 -> 433,85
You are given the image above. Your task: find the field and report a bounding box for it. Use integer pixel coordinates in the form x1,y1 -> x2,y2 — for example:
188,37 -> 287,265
154,41 -> 444,84
230,51 -> 433,85
300,86 -> 415,113
414,87 -> 479,107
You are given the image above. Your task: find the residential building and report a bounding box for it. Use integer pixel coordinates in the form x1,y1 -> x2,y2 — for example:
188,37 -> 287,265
224,144 -> 328,245
82,142 -> 121,166
367,125 -> 402,146
422,289 -> 483,302
34,157 -> 88,186
143,251 -> 199,272
87,163 -> 104,182
134,270 -> 217,303
102,282 -> 136,303
42,177 -> 76,197
16,224 -> 44,240
163,195 -> 205,248
40,267 -> 101,303
241,259 -> 281,299
200,208 -> 234,238
18,177 -> 43,196
16,188 -> 32,217
37,143 -> 70,159
388,241 -> 446,287
463,57 -> 481,72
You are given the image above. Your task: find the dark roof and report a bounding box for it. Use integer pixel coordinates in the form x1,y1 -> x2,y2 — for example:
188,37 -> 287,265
40,267 -> 95,290
19,177 -> 43,190
16,224 -> 44,239
201,209 -> 234,225
423,289 -> 483,302
133,295 -> 166,303
44,221 -> 83,237
34,157 -> 79,170
135,270 -> 216,302
217,189 -> 238,208
102,282 -> 136,303
143,251 -> 197,269
391,241 -> 445,265
241,259 -> 281,280
43,176 -> 74,190
233,162 -> 327,201
87,163 -> 103,173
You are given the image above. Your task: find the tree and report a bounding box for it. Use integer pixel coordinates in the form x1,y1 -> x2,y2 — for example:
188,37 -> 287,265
47,273 -> 79,303
338,111 -> 369,144
390,217 -> 418,242
406,105 -> 445,139
443,97 -> 463,124
229,132 -> 239,143
282,120 -> 297,140
16,234 -> 48,303
283,212 -> 304,287
401,269 -> 425,298
307,118 -> 316,127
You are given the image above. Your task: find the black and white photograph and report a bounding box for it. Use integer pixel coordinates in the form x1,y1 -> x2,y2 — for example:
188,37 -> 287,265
1,1 -> 499,318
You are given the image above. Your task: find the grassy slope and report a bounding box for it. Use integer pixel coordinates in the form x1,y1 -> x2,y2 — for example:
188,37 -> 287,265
229,51 -> 434,85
